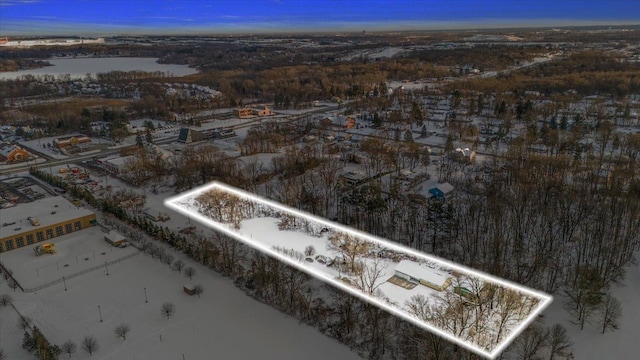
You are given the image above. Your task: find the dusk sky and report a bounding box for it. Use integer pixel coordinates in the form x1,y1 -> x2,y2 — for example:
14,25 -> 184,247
1,0 -> 639,35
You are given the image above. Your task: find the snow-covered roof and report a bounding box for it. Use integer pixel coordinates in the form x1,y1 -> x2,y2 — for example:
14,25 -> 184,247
0,144 -> 19,158
0,196 -> 94,239
395,260 -> 451,286
104,230 -> 126,242
105,155 -> 136,167
435,182 -> 454,194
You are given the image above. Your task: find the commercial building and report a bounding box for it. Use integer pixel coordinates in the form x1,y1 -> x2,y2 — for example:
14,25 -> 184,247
233,108 -> 254,118
253,105 -> 274,117
0,143 -> 32,163
53,135 -> 91,149
0,196 -> 96,253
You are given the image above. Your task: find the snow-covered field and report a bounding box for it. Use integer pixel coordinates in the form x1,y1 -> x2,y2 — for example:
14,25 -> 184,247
1,227 -> 139,290
0,234 -> 361,360
166,182 -> 552,358
543,252 -> 640,359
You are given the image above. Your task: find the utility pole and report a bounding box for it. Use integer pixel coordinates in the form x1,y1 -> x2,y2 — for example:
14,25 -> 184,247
97,305 -> 103,322
144,287 -> 148,303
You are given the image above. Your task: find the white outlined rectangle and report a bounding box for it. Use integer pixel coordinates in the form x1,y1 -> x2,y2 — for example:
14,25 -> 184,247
165,181 -> 553,359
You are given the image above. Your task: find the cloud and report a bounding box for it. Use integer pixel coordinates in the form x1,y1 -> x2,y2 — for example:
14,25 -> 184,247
0,0 -> 40,6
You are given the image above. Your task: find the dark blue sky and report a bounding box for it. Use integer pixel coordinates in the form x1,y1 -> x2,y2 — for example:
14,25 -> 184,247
1,0 -> 638,35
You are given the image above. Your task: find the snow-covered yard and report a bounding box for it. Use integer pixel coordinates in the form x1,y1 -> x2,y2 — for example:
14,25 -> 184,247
543,252 -> 640,359
0,233 -> 361,360
166,182 -> 552,358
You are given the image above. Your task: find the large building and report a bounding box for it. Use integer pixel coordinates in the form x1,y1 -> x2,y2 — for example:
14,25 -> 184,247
0,196 -> 96,253
0,143 -> 32,163
53,135 -> 91,149
233,108 -> 254,118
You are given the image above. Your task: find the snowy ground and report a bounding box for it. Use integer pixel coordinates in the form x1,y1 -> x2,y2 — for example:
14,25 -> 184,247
339,47 -> 405,61
0,157 -> 47,170
542,253 -> 640,359
0,234 -> 362,360
1,227 -> 138,290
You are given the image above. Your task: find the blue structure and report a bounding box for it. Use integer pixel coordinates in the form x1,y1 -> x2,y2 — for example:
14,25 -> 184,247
429,182 -> 454,200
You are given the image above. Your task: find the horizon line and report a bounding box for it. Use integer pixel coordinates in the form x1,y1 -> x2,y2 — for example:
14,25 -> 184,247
2,19 -> 639,37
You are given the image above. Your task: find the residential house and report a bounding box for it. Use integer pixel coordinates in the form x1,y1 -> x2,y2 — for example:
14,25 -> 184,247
428,182 -> 455,201
394,260 -> 453,291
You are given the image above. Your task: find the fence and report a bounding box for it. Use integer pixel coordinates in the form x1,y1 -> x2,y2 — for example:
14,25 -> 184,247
0,261 -> 24,292
22,250 -> 141,293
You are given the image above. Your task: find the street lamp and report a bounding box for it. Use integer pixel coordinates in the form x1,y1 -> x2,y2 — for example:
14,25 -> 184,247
144,287 -> 148,303
97,305 -> 103,322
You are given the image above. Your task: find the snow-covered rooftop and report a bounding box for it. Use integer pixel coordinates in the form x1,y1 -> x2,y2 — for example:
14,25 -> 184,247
395,260 -> 451,287
0,196 -> 94,239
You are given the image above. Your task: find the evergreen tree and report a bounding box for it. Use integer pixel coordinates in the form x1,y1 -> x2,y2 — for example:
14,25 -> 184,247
136,132 -> 144,148
22,331 -> 36,352
146,127 -> 154,144
420,124 -> 428,138
372,113 -> 381,128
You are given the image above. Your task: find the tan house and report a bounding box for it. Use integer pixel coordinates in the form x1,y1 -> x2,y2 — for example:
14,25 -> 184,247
0,144 -> 32,163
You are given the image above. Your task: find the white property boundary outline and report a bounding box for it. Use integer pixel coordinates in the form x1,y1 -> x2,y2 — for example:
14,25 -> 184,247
165,181 -> 553,359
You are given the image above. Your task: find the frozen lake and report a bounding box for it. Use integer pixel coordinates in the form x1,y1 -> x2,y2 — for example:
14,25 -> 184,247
0,57 -> 198,80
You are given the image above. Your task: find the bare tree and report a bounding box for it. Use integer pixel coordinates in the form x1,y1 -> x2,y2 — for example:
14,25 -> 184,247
115,323 -> 131,340
304,245 -> 316,257
16,316 -> 32,331
546,324 -> 573,360
81,335 -> 99,356
352,257 -> 387,295
0,348 -> 5,360
61,340 -> 76,359
327,232 -> 370,274
163,254 -> 174,266
161,302 -> 175,319
516,324 -> 549,360
184,267 -> 196,280
7,279 -> 18,292
193,285 -> 204,298
0,294 -> 12,307
172,260 -> 185,273
599,294 -> 622,334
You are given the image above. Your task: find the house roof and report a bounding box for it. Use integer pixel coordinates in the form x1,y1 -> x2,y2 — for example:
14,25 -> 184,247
395,260 -> 451,286
104,230 -> 126,242
0,144 -> 20,158
434,182 -> 454,194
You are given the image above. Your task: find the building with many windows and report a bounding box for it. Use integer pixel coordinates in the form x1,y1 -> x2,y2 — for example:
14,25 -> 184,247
0,196 -> 96,253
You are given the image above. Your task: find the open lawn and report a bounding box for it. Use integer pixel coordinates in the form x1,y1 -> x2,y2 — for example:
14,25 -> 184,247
0,235 -> 361,360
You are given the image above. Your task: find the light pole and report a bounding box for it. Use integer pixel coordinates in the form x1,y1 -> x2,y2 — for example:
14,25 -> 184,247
97,305 -> 103,322
144,287 -> 148,303
63,276 -> 67,291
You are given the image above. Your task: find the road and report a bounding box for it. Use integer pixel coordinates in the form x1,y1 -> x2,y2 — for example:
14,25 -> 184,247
1,104 -> 343,176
